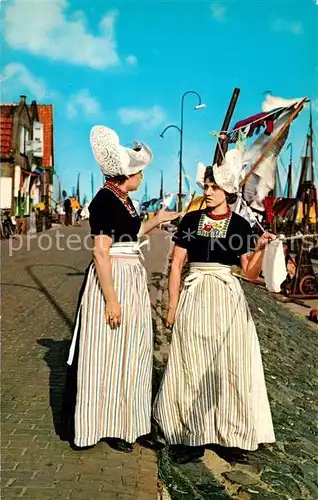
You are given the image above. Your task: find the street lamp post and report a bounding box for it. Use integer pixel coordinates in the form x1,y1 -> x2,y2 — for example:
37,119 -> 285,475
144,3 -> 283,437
160,91 -> 205,212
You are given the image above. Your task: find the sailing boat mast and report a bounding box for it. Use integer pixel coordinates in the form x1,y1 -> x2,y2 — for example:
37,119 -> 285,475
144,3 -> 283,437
76,172 -> 80,203
293,103 -> 317,233
310,102 -> 318,233
309,102 -> 314,183
296,104 -> 314,198
159,170 -> 164,200
286,143 -> 293,198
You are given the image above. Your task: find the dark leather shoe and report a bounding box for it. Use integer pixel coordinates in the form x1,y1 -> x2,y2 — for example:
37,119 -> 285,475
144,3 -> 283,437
137,434 -> 165,451
207,444 -> 249,464
106,438 -> 134,453
169,444 -> 205,464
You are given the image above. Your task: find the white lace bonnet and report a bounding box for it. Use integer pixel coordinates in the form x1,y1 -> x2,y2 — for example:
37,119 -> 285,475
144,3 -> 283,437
196,149 -> 244,194
90,125 -> 153,177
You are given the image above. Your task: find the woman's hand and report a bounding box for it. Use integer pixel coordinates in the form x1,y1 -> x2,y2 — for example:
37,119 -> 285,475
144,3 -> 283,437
157,208 -> 179,224
105,301 -> 122,329
138,209 -> 180,236
166,305 -> 177,329
255,232 -> 277,252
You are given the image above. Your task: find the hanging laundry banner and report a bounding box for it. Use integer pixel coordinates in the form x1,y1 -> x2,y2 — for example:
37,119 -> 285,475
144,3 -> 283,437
242,114 -> 292,211
229,108 -> 285,143
229,95 -> 305,143
14,165 -> 21,197
239,98 -> 305,212
0,176 -> 13,209
224,95 -> 306,212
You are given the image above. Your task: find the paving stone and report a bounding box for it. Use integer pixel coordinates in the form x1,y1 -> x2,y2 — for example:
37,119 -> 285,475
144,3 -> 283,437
244,488 -> 287,499
1,226 -> 167,500
155,269 -> 318,499
223,470 -> 260,486
3,226 -> 318,499
261,470 -> 304,498
292,473 -> 318,499
138,493 -> 160,500
1,486 -> 27,498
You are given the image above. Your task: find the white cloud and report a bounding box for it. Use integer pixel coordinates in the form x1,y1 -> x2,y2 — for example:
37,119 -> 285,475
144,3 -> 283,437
210,2 -> 228,22
126,55 -> 138,66
117,106 -> 166,129
3,0 -> 136,70
67,89 -> 101,119
271,18 -> 303,35
0,63 -> 49,101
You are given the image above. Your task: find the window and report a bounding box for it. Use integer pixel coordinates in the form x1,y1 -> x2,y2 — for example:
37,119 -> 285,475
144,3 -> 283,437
19,126 -> 31,155
32,121 -> 43,158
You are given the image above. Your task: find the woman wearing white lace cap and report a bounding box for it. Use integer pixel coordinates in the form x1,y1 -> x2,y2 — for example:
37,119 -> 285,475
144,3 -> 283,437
62,125 -> 178,452
153,152 -> 276,464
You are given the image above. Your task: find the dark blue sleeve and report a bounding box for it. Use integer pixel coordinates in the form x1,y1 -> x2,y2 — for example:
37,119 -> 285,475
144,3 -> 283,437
89,190 -> 116,238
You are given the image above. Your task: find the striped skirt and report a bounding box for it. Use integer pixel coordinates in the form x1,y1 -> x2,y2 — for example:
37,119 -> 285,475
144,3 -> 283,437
64,257 -> 153,448
153,264 -> 275,451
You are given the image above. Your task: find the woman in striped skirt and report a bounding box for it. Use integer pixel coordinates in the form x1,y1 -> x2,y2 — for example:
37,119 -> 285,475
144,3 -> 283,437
153,159 -> 276,464
63,125 -> 177,452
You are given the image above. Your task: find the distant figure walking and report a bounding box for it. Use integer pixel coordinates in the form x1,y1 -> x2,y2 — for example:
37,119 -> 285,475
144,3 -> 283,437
64,196 -> 72,226
80,201 -> 90,221
56,202 -> 65,225
75,206 -> 82,226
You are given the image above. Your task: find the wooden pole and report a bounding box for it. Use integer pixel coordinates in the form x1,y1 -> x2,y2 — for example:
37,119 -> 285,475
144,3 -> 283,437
213,88 -> 240,166
240,98 -> 307,189
309,102 -> 314,183
314,186 -> 318,234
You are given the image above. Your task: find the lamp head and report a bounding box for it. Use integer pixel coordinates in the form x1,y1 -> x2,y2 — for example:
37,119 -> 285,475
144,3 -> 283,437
194,104 -> 206,110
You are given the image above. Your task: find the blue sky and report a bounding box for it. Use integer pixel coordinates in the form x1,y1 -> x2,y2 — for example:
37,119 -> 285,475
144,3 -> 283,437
2,0 -> 317,202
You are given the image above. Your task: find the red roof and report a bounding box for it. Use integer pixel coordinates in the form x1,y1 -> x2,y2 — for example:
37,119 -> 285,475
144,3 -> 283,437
38,105 -> 54,168
0,105 -> 16,159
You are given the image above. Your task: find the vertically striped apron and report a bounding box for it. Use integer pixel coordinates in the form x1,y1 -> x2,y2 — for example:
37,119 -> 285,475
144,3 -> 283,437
153,263 -> 275,451
67,242 -> 153,447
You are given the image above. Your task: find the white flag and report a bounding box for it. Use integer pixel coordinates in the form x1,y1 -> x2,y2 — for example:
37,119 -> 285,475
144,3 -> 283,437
243,108 -> 294,211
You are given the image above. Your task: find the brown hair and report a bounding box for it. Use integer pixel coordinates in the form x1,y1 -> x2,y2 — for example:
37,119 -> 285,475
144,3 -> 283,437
105,174 -> 128,185
204,166 -> 238,205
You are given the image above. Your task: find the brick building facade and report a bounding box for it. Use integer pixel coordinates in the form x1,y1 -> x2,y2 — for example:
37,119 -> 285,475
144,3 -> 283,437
38,104 -> 54,212
0,95 -> 54,232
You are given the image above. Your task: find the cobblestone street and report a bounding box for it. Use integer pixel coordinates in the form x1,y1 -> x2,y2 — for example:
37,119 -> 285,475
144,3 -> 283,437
1,224 -> 170,499
155,270 -> 318,500
2,224 -> 318,500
